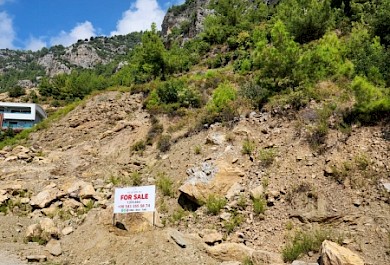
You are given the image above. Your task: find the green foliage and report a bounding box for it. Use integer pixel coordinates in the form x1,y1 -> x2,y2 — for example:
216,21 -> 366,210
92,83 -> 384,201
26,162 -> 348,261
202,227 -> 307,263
274,0 -> 335,44
205,194 -> 227,215
372,0 -> 390,47
194,145 -> 202,154
252,197 -> 267,215
8,86 -> 26,98
208,81 -> 237,113
146,79 -> 202,113
223,211 -> 243,234
258,148 -> 277,167
156,173 -> 175,197
253,20 -> 300,91
346,24 -> 388,86
241,139 -> 255,155
350,76 -> 390,121
296,32 -> 353,82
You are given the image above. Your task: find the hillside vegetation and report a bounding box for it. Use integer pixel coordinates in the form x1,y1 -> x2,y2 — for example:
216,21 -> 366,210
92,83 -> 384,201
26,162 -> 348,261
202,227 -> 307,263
0,0 -> 389,264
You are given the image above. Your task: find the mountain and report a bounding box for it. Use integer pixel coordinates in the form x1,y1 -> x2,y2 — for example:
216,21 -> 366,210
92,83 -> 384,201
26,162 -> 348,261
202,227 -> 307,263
0,33 -> 142,92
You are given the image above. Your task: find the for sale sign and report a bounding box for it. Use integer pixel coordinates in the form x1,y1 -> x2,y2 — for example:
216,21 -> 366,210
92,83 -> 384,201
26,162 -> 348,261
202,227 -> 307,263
114,185 -> 156,214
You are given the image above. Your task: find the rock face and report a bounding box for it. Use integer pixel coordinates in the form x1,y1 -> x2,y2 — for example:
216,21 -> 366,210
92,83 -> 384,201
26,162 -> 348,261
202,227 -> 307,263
161,0 -> 211,41
319,240 -> 364,265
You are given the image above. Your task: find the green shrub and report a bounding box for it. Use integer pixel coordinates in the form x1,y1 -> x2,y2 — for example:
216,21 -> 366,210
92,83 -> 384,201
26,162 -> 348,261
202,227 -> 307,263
130,172 -> 142,186
156,173 -> 174,197
157,134 -> 172,152
131,140 -> 146,152
241,139 -> 255,155
258,148 -> 277,167
205,194 -> 227,215
194,145 -> 202,155
223,212 -> 243,234
282,229 -> 342,262
350,76 -> 390,121
207,81 -> 237,113
252,197 -> 267,215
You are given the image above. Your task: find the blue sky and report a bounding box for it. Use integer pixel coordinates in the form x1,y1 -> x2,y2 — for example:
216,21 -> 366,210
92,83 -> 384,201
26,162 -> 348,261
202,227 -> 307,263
0,0 -> 184,50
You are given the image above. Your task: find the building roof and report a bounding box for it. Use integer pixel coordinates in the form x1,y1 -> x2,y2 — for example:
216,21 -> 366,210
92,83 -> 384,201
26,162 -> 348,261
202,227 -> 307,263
0,102 -> 47,121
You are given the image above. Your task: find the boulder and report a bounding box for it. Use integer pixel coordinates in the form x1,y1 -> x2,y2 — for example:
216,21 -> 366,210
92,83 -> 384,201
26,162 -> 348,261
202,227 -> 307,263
30,186 -> 64,209
180,160 -> 244,205
39,218 -> 60,239
46,239 -> 62,256
251,250 -> 284,265
79,183 -> 96,199
206,132 -> 226,145
26,255 -> 47,262
200,229 -> 223,245
25,224 -> 42,241
250,185 -> 265,200
168,229 -> 188,248
207,243 -> 254,262
319,240 -> 364,265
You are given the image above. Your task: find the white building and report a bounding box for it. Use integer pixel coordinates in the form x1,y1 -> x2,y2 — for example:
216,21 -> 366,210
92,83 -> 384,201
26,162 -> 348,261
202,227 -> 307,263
0,102 -> 47,130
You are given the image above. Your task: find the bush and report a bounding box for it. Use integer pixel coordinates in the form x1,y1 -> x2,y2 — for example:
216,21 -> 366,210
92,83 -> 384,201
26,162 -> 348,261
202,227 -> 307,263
258,148 -> 277,167
207,81 -> 237,113
157,134 -> 172,152
205,194 -> 227,215
130,172 -> 142,186
252,197 -> 267,215
8,86 -> 26,98
156,173 -> 174,197
241,139 -> 255,155
350,76 -> 390,121
131,140 -> 146,152
282,229 -> 343,262
223,212 -> 243,234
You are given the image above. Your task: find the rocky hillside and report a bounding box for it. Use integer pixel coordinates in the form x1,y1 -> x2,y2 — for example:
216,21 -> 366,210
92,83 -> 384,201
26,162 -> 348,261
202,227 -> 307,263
0,33 -> 142,91
0,90 -> 389,264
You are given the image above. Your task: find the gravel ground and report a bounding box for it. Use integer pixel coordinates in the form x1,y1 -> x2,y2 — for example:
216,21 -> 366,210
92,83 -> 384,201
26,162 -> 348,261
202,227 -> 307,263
0,251 -> 25,265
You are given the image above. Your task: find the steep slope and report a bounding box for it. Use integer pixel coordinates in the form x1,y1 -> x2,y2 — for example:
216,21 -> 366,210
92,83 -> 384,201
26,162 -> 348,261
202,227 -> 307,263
0,90 -> 389,264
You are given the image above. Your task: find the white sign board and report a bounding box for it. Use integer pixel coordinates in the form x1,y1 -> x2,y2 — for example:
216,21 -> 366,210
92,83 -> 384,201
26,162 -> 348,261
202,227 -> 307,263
114,185 -> 156,214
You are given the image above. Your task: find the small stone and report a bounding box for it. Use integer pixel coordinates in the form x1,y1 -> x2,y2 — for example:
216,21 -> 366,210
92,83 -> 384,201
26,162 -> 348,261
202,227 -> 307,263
26,255 -> 47,262
292,261 -> 319,265
382,183 -> 390,193
250,185 -> 264,200
220,212 -> 231,221
62,227 -> 73,236
353,199 -> 361,207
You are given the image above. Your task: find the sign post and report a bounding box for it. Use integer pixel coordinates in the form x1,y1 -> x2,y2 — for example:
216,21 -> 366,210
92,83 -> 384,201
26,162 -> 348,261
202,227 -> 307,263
113,185 -> 156,226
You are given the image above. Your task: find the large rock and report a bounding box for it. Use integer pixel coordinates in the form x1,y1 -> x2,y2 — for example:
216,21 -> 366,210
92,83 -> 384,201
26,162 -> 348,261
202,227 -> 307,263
251,250 -> 284,265
206,132 -> 226,145
46,239 -> 62,256
319,240 -> 364,265
180,160 -> 244,205
207,243 -> 254,262
61,179 -> 95,199
39,218 -> 60,239
25,224 -> 42,241
30,186 -> 64,209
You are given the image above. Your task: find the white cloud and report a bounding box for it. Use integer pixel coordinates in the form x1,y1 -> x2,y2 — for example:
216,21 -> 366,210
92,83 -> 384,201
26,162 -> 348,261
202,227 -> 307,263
0,11 -> 15,49
50,21 -> 96,47
25,37 -> 47,51
110,0 -> 165,36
